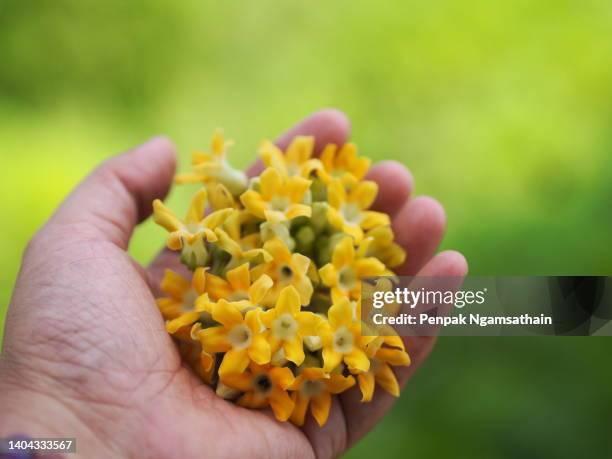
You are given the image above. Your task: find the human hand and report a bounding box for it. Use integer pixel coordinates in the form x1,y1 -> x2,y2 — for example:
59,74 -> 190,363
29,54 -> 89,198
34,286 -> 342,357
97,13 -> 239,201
0,110 -> 467,459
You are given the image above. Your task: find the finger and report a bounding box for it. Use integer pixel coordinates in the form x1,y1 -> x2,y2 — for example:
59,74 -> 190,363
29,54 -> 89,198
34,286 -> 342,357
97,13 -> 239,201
246,108 -> 351,177
367,160 -> 413,217
148,109 -> 351,286
301,396 -> 348,459
47,136 -> 176,249
392,196 -> 447,275
340,250 -> 468,448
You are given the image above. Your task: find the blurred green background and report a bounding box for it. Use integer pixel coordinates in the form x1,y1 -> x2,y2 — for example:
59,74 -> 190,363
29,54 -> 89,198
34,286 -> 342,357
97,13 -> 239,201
1,0 -> 611,457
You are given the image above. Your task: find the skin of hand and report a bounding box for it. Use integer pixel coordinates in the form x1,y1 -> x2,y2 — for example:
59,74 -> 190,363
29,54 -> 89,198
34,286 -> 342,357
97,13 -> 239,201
0,109 -> 467,459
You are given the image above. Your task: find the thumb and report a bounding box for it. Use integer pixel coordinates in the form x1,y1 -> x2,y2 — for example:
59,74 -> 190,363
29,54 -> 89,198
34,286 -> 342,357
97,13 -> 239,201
48,136 -> 176,249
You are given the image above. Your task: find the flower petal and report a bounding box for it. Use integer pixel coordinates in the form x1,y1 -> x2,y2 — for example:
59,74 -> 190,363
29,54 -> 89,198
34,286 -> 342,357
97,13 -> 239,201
160,269 -> 190,300
322,348 -> 343,373
327,179 -> 346,209
377,348 -> 411,366
286,136 -> 314,163
153,199 -> 182,232
319,264 -> 338,288
219,349 -> 250,376
375,363 -> 401,397
199,326 -> 230,353
361,210 -> 391,229
286,176 -> 312,202
240,190 -> 267,219
328,298 -> 353,328
260,167 -> 282,199
345,348 -> 370,373
351,181 -> 378,209
221,372 -> 253,392
248,334 -> 271,365
205,273 -> 232,301
327,374 -> 356,394
276,285 -> 301,316
357,372 -> 376,402
296,311 -> 321,336
354,258 -> 386,277
268,389 -> 295,422
283,337 -> 305,365
285,203 -> 312,220
185,188 -> 207,223
191,267 -> 207,294
270,366 -> 295,389
202,208 -> 235,229
166,312 -> 200,334
249,274 -> 273,304
226,262 -> 251,292
311,392 -> 332,427
212,300 -> 244,328
290,392 -> 310,426
332,237 -> 355,268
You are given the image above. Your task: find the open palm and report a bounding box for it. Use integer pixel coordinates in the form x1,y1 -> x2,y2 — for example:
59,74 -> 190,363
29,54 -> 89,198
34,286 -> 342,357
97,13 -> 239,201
0,110 -> 466,459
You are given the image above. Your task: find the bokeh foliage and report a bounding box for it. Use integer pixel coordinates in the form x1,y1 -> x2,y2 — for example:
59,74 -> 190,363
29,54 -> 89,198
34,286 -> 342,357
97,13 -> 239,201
1,1 -> 611,457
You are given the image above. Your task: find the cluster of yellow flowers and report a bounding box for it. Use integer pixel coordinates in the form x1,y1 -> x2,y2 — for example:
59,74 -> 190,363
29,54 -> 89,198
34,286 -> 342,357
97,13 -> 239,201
153,131 -> 410,426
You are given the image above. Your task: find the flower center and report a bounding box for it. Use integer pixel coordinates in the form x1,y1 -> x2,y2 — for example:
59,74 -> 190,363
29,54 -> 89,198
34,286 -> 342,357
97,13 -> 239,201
253,374 -> 273,396
184,222 -> 203,234
228,291 -> 249,302
279,264 -> 293,281
333,326 -> 354,354
227,324 -> 252,350
272,313 -> 298,340
287,161 -> 301,176
341,202 -> 362,224
269,196 -> 290,211
301,379 -> 326,397
338,266 -> 357,292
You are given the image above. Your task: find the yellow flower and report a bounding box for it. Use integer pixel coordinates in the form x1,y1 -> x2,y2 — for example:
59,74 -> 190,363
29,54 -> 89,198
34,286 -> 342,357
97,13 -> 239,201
175,129 -> 247,195
205,262 -> 273,309
156,268 -> 211,334
195,301 -> 271,376
250,237 -> 313,307
357,226 -> 406,268
221,363 -> 295,422
319,236 -> 386,301
318,143 -> 371,186
206,181 -> 238,211
319,297 -> 377,373
259,136 -> 322,178
326,179 -> 390,242
214,227 -> 272,272
260,286 -> 321,366
153,188 -> 234,267
289,367 -> 355,426
356,336 -> 410,402
240,167 -> 311,223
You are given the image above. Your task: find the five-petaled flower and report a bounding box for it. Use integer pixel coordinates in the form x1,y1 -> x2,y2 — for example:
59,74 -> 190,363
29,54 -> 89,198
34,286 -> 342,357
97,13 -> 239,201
222,363 -> 296,422
319,297 -> 377,373
153,187 -> 233,268
260,286 -> 321,365
195,301 -> 271,376
326,179 -> 390,242
319,236 -> 386,302
240,167 -> 312,224
289,367 -> 355,426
